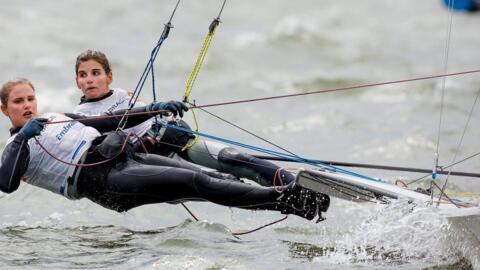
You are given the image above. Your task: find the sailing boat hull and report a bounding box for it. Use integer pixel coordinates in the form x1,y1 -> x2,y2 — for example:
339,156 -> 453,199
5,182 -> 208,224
295,169 -> 477,208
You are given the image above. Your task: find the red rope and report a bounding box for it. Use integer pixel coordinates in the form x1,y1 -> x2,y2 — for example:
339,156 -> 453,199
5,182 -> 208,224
33,132 -> 133,167
40,69 -> 480,127
232,215 -> 288,236
132,133 -> 149,154
273,168 -> 285,193
180,202 -> 200,221
193,69 -> 480,109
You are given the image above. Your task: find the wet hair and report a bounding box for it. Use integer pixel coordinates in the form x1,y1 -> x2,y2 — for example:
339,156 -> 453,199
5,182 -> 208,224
75,50 -> 112,75
0,78 -> 35,107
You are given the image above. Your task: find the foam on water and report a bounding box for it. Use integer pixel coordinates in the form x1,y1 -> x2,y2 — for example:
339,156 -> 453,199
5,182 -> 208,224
1,0 -> 480,269
314,199 -> 470,268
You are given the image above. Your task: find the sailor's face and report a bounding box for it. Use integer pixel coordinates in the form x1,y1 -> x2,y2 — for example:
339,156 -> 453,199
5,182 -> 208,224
1,83 -> 38,128
76,60 -> 112,100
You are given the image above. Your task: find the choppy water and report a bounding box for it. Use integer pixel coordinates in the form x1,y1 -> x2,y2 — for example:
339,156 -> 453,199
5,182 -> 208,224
1,0 -> 480,269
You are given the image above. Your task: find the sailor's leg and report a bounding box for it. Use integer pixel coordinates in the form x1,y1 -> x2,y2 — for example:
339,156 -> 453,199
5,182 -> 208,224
187,139 -> 295,186
98,160 -> 281,212
134,152 -> 199,170
142,119 -> 294,186
134,153 -> 241,181
77,158 -> 329,221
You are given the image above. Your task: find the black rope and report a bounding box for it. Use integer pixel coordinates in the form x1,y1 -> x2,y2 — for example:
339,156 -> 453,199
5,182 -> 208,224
253,155 -> 480,178
408,151 -> 480,185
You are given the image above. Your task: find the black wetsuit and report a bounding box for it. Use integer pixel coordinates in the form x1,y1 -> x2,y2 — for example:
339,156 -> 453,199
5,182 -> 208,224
76,148 -> 281,212
76,91 -> 296,186
0,107 -> 329,220
144,119 -> 296,186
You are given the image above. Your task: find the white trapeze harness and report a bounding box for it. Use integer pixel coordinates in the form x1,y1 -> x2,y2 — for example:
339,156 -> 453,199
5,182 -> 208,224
74,88 -> 151,137
5,113 -> 100,197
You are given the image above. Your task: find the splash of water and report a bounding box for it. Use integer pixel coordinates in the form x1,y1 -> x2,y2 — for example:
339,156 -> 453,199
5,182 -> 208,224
316,198 -> 463,267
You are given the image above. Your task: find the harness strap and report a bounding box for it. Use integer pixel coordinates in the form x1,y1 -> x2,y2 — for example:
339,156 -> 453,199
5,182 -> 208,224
65,150 -> 88,199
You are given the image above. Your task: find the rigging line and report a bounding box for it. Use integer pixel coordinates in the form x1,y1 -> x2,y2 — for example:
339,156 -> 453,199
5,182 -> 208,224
432,0 -> 456,195
118,0 -> 180,130
436,86 -> 480,206
146,139 -> 293,176
44,110 -> 479,179
182,0 -> 227,149
190,69 -> 480,110
216,0 -> 227,19
431,180 -> 461,208
43,115 -> 479,183
192,105 -> 480,197
151,64 -> 160,136
165,120 -> 480,185
195,106 -> 323,187
180,202 -> 199,221
252,155 -> 480,178
183,0 -> 227,102
232,215 -> 288,236
43,111 -> 382,180
167,0 -> 181,22
178,72 -> 480,184
408,151 -> 480,185
160,123 -> 382,182
32,132 -> 132,167
148,137 -> 384,193
130,0 -> 180,105
195,106 -> 301,158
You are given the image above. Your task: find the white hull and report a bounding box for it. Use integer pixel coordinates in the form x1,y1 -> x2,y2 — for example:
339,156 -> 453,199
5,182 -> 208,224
296,169 -> 480,257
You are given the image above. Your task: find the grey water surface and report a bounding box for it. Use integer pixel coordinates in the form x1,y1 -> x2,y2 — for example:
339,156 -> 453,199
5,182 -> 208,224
1,1 -> 480,269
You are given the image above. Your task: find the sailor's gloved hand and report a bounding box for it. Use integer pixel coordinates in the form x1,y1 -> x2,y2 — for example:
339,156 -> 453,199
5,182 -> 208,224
149,101 -> 189,118
17,118 -> 48,140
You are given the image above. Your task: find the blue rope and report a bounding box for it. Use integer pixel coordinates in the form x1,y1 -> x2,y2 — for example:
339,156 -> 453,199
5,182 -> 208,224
151,56 -> 157,103
129,25 -> 171,107
116,24 -> 172,131
151,64 -> 160,136
124,9 -> 177,133
129,0 -> 180,108
162,121 -> 384,182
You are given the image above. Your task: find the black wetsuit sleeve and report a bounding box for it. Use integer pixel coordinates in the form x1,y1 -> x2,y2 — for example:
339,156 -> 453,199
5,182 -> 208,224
0,136 -> 30,193
65,106 -> 153,133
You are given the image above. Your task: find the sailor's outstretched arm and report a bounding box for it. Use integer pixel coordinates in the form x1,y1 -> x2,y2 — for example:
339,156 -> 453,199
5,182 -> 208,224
65,100 -> 188,133
0,136 -> 30,193
64,106 -> 153,133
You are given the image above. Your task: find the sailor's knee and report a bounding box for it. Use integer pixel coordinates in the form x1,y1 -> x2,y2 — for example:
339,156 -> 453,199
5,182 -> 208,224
192,171 -> 233,193
218,147 -> 250,165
